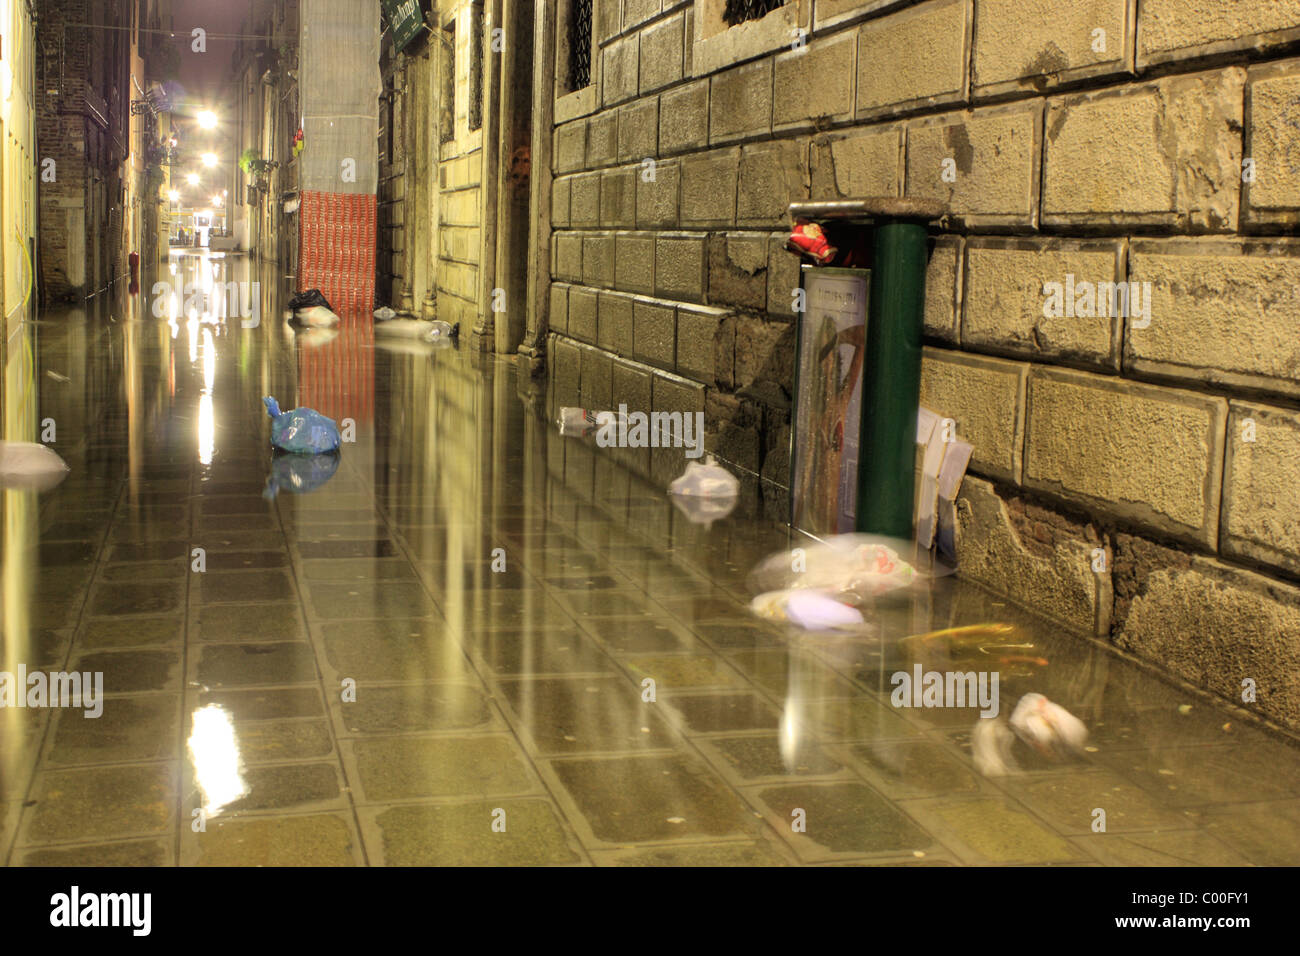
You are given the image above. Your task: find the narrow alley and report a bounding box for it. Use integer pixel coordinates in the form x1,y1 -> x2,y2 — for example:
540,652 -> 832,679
0,0 -> 1298,884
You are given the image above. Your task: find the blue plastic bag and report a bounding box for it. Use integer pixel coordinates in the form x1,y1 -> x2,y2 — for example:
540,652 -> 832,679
263,396 -> 342,454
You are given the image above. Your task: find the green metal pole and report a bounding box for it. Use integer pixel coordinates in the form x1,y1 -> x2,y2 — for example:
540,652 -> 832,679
856,219 -> 929,538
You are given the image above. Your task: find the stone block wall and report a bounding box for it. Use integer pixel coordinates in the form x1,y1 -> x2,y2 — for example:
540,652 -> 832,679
545,0 -> 1300,729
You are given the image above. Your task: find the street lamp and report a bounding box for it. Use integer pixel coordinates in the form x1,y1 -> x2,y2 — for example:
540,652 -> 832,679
201,152 -> 218,168
186,172 -> 200,186
197,110 -> 218,130
168,189 -> 180,202
212,195 -> 223,207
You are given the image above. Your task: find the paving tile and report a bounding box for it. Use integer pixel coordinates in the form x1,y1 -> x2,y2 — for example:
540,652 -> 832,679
754,782 -> 935,861
189,813 -> 358,866
196,642 -> 319,688
369,799 -> 583,866
351,735 -> 534,801
317,619 -> 473,683
335,682 -> 496,735
497,676 -> 675,754
48,695 -> 180,766
25,764 -> 176,844
191,604 -> 306,643
550,753 -> 762,844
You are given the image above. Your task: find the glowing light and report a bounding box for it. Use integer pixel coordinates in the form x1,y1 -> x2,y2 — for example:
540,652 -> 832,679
186,173 -> 200,186
201,152 -> 218,168
197,110 -> 218,130
187,705 -> 246,814
197,393 -> 215,465
202,329 -> 216,392
212,195 -> 223,207
167,189 -> 180,202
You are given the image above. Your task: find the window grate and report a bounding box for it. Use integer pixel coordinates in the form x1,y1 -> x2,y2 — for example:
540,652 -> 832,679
568,0 -> 592,91
723,0 -> 786,27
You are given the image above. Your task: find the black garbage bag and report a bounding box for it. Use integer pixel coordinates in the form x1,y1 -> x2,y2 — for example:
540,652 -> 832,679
263,449 -> 341,499
288,288 -> 334,312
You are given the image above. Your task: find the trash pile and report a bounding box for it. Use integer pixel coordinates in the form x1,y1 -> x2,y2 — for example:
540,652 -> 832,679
286,289 -> 339,328
263,396 -> 341,454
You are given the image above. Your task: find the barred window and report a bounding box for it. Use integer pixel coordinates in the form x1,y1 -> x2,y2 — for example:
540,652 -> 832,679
568,0 -> 592,91
723,0 -> 786,27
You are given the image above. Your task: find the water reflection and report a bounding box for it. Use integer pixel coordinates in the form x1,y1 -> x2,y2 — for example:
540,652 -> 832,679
264,450 -> 340,498
187,704 -> 248,815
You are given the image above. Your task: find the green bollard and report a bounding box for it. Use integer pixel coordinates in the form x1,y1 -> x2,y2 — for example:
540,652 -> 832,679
856,219 -> 929,539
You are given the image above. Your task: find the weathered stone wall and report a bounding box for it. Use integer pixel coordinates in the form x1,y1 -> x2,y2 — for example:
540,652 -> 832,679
544,0 -> 1300,729
433,0 -> 486,329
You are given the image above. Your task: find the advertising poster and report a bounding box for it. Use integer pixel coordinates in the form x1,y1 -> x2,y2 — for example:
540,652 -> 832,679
792,266 -> 870,535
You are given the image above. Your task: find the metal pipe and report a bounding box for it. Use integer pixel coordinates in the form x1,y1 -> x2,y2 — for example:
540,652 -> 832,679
855,219 -> 929,539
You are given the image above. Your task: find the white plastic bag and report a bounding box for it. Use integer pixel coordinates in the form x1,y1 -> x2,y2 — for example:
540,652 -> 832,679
296,305 -> 339,328
1008,693 -> 1088,760
374,306 -> 397,321
0,441 -> 70,491
668,455 -> 738,498
750,589 -> 865,631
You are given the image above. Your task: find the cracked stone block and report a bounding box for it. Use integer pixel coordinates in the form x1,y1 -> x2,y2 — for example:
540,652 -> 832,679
972,0 -> 1133,99
962,237 -> 1123,369
955,476 -> 1110,635
810,125 -> 903,201
857,0 -> 969,119
1138,0 -> 1300,68
1126,238 -> 1300,401
1244,59 -> 1300,228
906,101 -> 1041,228
920,347 -> 1027,483
706,233 -> 768,310
1222,401 -> 1300,578
1112,533 -> 1300,728
1042,68 -> 1244,232
1023,366 -> 1227,549
738,139 -> 810,227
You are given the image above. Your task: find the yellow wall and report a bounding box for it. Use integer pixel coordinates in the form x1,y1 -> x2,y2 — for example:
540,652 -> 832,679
2,0 -> 37,440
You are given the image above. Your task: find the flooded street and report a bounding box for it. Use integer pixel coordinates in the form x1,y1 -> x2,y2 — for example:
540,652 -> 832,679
1,251 -> 1296,866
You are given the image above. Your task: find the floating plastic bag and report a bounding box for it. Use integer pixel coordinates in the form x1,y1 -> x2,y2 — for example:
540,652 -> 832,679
374,318 -> 432,338
1008,693 -> 1088,760
263,396 -> 341,454
556,406 -> 619,436
287,289 -> 339,327
668,456 -> 738,498
264,450 -> 340,499
424,320 -> 459,344
750,589 -> 865,631
749,535 -> 917,602
0,441 -> 70,491
972,717 -> 1018,777
374,306 -> 397,321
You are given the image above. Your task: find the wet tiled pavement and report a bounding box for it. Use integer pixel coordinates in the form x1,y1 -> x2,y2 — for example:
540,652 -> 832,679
1,251 -> 1298,866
